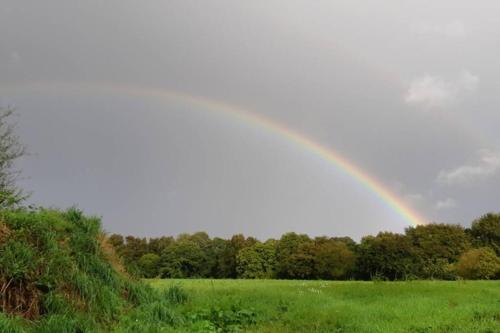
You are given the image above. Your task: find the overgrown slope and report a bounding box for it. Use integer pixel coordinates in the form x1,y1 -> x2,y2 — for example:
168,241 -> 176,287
0,208 -> 182,332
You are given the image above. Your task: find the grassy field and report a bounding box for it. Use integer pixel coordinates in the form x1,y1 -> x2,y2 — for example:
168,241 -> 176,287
149,279 -> 500,333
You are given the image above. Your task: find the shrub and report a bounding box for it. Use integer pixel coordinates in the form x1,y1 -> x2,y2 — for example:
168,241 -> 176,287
456,247 -> 500,279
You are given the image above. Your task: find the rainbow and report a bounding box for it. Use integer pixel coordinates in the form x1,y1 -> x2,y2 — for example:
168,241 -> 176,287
3,81 -> 427,226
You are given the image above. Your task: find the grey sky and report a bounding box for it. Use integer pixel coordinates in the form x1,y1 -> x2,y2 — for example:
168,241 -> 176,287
1,1 -> 499,240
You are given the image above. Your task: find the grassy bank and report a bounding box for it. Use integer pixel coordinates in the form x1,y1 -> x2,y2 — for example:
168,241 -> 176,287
0,208 -> 185,332
149,279 -> 500,333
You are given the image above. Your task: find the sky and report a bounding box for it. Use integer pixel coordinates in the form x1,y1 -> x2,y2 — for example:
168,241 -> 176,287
1,1 -> 499,240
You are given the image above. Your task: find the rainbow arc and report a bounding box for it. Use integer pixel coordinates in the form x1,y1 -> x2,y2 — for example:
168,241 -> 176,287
3,81 -> 427,226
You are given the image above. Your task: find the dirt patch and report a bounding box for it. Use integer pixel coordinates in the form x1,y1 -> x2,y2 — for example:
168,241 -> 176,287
0,222 -> 10,245
99,233 -> 129,278
0,278 -> 41,320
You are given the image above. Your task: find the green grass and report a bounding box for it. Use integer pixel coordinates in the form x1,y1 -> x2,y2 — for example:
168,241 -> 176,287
149,279 -> 500,333
0,208 -> 185,332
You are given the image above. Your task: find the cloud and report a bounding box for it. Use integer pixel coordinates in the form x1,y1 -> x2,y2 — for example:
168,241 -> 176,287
437,149 -> 500,185
435,198 -> 457,210
405,75 -> 453,108
411,20 -> 465,38
404,71 -> 479,109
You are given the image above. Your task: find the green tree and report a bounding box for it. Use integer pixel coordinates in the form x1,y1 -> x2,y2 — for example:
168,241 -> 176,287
138,253 -> 161,278
108,234 -> 125,253
148,236 -> 174,256
275,232 -> 311,279
216,234 -> 256,278
159,239 -> 207,278
236,242 -> 276,279
456,247 -> 500,280
210,237 -> 231,278
286,242 -> 316,279
469,213 -> 500,255
0,108 -> 28,208
313,239 -> 356,280
356,232 -> 418,280
406,224 -> 470,279
121,236 -> 149,263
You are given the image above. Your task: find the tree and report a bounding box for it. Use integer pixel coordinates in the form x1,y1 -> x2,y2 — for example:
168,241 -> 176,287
210,237 -> 231,278
121,236 -> 149,263
469,213 -> 500,255
406,224 -> 470,279
0,108 -> 27,208
356,232 -> 419,280
138,253 -> 161,278
313,239 -> 356,280
285,242 -> 316,279
148,236 -> 174,256
159,239 -> 208,278
108,234 -> 125,252
275,232 -> 311,279
216,234 -> 256,278
236,242 -> 276,279
456,247 -> 500,280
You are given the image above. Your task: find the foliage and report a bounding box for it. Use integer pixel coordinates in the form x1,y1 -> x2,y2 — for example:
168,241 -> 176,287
406,224 -> 471,279
138,253 -> 161,278
356,232 -> 418,280
312,238 -> 356,280
469,213 -> 500,255
236,241 -> 276,279
0,208 -> 185,331
0,108 -> 27,209
456,247 -> 500,279
109,216 -> 499,281
160,239 -> 209,278
275,232 -> 311,279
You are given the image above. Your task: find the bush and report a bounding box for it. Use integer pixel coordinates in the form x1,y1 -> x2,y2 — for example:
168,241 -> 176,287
456,247 -> 500,279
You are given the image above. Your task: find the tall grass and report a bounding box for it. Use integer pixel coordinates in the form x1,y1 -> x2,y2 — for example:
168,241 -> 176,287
0,208 -> 182,332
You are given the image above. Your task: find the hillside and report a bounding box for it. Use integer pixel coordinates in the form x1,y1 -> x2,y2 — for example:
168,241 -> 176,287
0,208 -> 182,332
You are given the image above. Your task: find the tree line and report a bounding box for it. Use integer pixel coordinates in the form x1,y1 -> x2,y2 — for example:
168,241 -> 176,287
108,213 -> 499,280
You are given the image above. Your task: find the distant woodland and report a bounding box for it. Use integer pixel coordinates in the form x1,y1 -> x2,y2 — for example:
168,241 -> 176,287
109,213 -> 500,281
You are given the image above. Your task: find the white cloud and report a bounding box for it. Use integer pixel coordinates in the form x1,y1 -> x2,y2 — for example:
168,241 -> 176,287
437,149 -> 500,185
405,75 -> 453,108
405,71 -> 479,109
435,198 -> 457,210
411,20 -> 465,38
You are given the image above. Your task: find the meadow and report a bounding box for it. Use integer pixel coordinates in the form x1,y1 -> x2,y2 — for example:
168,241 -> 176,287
149,279 -> 500,333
